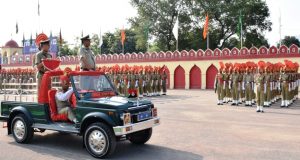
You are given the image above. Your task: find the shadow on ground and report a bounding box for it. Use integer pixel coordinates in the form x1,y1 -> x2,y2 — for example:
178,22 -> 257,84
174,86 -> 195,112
8,132 -> 203,160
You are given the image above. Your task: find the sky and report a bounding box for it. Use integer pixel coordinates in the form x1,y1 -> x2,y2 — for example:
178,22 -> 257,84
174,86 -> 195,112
0,0 -> 299,48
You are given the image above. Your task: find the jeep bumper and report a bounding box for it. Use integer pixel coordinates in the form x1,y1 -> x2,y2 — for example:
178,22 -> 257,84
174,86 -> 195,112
113,117 -> 160,136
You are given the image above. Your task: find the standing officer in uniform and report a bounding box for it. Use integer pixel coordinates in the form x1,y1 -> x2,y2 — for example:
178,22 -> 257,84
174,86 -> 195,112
161,69 -> 168,95
230,64 -> 240,106
78,35 -> 95,89
243,62 -> 254,107
264,63 -> 272,107
33,34 -> 52,96
214,62 -> 225,105
79,35 -> 95,71
280,61 -> 290,107
138,67 -> 144,97
255,61 -> 266,112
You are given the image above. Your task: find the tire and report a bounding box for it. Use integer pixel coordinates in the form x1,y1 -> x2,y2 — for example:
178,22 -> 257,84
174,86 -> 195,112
11,114 -> 34,143
84,122 -> 116,158
128,128 -> 152,144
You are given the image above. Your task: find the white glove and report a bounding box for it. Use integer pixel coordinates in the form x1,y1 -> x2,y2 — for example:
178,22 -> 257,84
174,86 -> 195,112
242,82 -> 245,91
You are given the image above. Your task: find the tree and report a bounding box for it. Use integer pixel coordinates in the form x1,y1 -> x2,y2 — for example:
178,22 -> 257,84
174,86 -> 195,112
130,0 -> 192,51
100,29 -> 143,54
243,30 -> 269,48
279,36 -> 300,47
130,0 -> 272,51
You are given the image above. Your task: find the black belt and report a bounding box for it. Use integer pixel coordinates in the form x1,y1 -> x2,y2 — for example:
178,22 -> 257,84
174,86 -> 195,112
81,68 -> 95,71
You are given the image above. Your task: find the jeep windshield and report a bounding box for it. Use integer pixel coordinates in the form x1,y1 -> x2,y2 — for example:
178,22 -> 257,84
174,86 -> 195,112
71,75 -> 114,93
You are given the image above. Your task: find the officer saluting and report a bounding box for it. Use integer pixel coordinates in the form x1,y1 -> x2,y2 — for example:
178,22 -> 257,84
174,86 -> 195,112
79,35 -> 95,71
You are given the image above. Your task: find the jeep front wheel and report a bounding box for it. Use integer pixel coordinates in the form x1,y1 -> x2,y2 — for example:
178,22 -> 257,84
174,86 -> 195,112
84,122 -> 116,158
128,128 -> 152,144
11,114 -> 34,143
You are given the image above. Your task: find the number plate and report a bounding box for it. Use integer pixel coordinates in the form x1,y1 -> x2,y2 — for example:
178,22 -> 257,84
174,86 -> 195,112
137,111 -> 152,121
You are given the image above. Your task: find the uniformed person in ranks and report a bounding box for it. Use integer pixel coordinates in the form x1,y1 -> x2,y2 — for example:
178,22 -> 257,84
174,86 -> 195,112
147,67 -> 153,97
243,62 -> 254,107
214,62 -> 225,105
264,63 -> 272,107
33,34 -> 52,95
238,65 -> 245,104
138,67 -> 145,97
251,66 -> 257,105
161,69 -> 168,95
228,64 -> 234,102
223,64 -> 230,103
255,61 -> 266,112
152,68 -> 157,96
143,66 -> 149,97
294,63 -> 299,101
280,61 -> 290,107
134,67 -> 140,96
157,68 -> 162,96
123,68 -> 129,97
230,64 -> 240,106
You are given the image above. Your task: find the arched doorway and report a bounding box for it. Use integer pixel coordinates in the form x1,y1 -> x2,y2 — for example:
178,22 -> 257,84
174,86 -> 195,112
190,65 -> 201,89
174,65 -> 185,89
206,64 -> 218,89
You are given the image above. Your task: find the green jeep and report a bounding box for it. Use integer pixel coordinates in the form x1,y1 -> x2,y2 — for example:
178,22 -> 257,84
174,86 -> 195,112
0,70 -> 160,158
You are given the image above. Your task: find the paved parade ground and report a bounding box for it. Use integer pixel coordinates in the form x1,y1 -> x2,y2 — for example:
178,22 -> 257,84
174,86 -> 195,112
0,90 -> 300,160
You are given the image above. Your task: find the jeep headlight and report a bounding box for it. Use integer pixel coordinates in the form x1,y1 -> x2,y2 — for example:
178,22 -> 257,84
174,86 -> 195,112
121,113 -> 131,125
152,107 -> 158,117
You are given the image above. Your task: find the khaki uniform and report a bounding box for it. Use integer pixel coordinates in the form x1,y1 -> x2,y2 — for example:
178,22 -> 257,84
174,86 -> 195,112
238,73 -> 244,103
79,47 -> 95,70
162,73 -> 167,95
255,73 -> 265,112
279,72 -> 289,107
214,73 -> 224,104
243,73 -> 254,106
230,72 -> 239,105
224,73 -> 230,103
34,51 -> 52,95
157,74 -> 162,95
264,73 -> 271,107
138,73 -> 144,96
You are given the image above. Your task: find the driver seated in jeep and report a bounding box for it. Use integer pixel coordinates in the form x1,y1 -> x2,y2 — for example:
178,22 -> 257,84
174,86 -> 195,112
55,75 -> 77,123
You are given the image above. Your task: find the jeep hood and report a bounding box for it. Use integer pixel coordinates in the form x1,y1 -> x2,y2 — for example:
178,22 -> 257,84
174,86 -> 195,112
85,96 -> 152,107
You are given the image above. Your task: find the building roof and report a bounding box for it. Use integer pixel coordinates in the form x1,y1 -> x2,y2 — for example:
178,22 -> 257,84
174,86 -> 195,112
3,40 -> 19,48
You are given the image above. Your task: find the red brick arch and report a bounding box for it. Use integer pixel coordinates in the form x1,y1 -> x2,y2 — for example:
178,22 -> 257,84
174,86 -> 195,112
206,64 -> 218,89
174,65 -> 185,89
189,65 -> 201,89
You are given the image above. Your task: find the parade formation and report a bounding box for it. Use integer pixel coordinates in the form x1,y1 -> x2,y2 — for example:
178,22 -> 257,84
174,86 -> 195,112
214,60 -> 299,112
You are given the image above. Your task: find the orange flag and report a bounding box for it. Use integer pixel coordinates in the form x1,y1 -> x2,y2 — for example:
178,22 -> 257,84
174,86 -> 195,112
203,14 -> 209,39
121,29 -> 126,46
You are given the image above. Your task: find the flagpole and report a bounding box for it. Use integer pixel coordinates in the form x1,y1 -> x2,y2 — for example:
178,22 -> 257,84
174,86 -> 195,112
99,28 -> 102,55
207,31 -> 209,49
38,0 -> 40,33
176,39 -> 178,51
241,23 -> 243,48
279,8 -> 282,46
